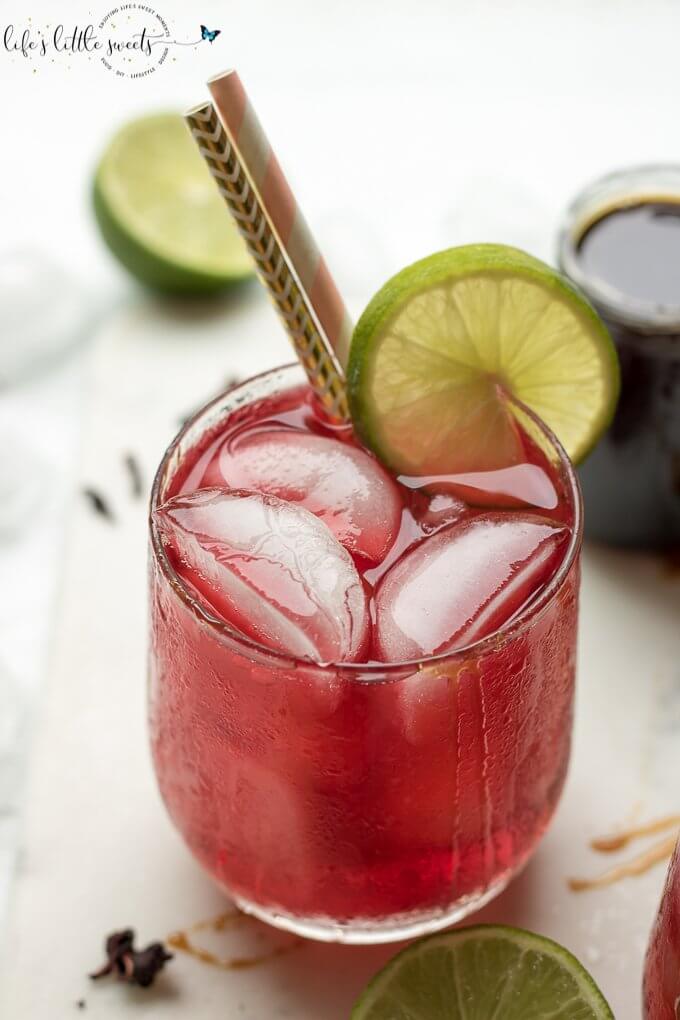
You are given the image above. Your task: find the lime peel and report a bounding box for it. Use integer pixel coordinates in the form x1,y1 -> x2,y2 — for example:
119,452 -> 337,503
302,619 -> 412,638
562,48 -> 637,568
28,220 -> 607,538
93,113 -> 254,294
350,924 -> 615,1020
348,244 -> 619,475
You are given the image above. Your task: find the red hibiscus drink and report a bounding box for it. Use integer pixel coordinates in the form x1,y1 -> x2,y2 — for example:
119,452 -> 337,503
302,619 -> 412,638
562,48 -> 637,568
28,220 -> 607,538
149,239 -> 619,941
149,361 -> 582,942
643,836 -> 680,1019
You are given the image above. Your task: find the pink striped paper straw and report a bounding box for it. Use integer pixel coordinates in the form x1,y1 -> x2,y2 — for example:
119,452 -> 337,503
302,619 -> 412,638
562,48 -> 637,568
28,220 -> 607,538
185,70 -> 352,422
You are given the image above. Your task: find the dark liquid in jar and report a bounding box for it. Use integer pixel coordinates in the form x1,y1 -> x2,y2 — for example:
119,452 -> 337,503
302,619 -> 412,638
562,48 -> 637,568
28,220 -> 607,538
567,197 -> 680,548
577,201 -> 680,308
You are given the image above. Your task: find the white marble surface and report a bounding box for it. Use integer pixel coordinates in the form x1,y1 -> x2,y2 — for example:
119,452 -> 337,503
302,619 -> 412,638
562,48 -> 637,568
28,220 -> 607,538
2,0 -> 680,1015
1,310 -> 680,1020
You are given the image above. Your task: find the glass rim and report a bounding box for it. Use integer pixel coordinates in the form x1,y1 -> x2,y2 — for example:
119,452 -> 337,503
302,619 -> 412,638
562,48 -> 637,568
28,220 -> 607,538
150,362 -> 583,680
557,163 -> 680,334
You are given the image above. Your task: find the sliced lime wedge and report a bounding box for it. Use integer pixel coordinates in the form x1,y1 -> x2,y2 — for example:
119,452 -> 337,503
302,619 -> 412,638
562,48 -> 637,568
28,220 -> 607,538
351,925 -> 615,1020
347,244 -> 619,474
93,113 -> 254,294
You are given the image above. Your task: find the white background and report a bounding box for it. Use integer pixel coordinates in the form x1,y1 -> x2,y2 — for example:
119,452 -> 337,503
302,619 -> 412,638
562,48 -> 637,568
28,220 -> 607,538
2,1 -> 680,1016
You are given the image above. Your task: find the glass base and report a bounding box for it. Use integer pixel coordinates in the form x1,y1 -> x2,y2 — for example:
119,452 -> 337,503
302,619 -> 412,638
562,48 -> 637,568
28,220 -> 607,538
232,871 -> 513,945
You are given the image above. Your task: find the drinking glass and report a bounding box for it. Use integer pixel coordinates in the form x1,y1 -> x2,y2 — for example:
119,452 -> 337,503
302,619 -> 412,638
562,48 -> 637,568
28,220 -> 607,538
148,363 -> 582,943
643,835 -> 680,1019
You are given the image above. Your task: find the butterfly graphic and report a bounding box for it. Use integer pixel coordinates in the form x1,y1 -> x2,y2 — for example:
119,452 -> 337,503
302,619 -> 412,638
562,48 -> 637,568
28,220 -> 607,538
201,25 -> 221,43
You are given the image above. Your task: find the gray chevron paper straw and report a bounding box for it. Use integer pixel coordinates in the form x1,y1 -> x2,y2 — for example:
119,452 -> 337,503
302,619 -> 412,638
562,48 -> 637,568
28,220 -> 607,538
186,87 -> 350,422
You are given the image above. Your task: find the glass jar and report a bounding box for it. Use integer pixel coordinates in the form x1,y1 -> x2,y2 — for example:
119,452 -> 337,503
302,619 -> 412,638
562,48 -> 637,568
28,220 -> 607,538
558,165 -> 680,548
643,834 -> 680,1019
149,363 -> 582,944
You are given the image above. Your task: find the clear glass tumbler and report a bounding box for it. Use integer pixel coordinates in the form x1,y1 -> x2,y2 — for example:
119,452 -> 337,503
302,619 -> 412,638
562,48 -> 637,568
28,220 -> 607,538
148,363 -> 582,944
643,835 -> 680,1019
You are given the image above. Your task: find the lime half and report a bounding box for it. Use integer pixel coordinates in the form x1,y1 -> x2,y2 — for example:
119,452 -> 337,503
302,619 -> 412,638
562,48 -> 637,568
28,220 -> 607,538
348,245 -> 619,474
351,925 -> 614,1020
93,113 -> 253,294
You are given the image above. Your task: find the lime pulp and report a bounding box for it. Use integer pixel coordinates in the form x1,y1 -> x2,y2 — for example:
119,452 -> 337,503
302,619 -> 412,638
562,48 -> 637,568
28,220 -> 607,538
93,113 -> 253,294
350,924 -> 615,1020
348,244 -> 619,475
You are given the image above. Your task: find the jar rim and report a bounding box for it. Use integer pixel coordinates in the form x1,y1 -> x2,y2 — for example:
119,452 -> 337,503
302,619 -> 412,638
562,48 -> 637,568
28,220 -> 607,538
149,363 -> 583,680
558,163 -> 680,334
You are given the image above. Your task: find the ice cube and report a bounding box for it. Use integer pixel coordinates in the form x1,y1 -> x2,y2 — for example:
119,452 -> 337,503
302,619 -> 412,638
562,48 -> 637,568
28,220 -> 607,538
199,429 -> 402,563
402,463 -> 558,512
373,512 -> 569,662
0,249 -> 92,385
155,488 -> 370,663
438,463 -> 558,510
414,491 -> 468,534
219,757 -> 321,890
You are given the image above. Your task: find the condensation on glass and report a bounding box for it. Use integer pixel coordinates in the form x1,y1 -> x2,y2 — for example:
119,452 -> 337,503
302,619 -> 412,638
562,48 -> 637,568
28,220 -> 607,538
148,364 -> 583,944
